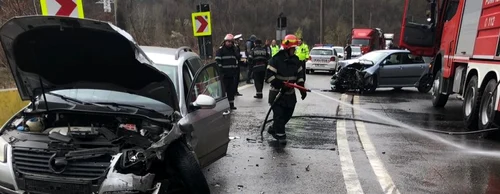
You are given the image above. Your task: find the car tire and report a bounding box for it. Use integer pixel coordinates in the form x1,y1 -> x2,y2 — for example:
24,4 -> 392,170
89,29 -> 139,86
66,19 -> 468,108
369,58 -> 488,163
417,73 -> 433,93
306,70 -> 310,74
478,79 -> 497,130
432,70 -> 449,107
365,76 -> 377,93
311,70 -> 315,74
167,141 -> 210,194
463,76 -> 480,130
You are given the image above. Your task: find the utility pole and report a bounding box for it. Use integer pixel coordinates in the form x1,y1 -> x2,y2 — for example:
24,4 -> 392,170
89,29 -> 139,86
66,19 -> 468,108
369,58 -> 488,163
114,0 -> 118,25
369,12 -> 372,28
352,0 -> 355,29
319,0 -> 324,44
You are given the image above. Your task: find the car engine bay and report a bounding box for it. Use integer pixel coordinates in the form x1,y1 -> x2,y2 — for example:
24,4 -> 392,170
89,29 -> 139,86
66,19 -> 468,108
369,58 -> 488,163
1,110 -> 184,194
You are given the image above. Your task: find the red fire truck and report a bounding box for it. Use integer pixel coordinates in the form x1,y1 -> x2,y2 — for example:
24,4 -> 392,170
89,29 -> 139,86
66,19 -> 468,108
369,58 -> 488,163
399,0 -> 500,130
351,28 -> 385,54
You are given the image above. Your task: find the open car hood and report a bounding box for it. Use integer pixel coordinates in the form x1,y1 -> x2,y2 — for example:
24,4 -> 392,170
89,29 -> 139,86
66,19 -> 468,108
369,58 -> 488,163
0,16 -> 179,111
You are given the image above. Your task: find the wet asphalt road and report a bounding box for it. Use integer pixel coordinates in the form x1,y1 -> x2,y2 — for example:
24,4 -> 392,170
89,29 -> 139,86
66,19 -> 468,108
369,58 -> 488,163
203,72 -> 500,194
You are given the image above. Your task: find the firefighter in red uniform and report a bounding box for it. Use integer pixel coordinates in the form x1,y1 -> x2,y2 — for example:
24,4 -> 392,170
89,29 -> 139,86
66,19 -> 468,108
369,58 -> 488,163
265,34 -> 306,144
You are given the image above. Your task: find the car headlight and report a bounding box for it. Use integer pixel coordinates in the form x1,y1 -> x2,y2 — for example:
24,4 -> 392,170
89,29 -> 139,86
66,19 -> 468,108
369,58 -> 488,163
0,137 -> 7,163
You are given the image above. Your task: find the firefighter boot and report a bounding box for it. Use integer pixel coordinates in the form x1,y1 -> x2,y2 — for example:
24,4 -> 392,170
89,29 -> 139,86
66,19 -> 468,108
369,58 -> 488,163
254,93 -> 263,99
230,102 -> 237,110
272,133 -> 287,144
267,126 -> 275,135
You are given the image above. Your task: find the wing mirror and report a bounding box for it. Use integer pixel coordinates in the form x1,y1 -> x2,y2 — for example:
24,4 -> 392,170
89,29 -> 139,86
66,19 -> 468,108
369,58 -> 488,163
191,94 -> 216,109
381,60 -> 389,66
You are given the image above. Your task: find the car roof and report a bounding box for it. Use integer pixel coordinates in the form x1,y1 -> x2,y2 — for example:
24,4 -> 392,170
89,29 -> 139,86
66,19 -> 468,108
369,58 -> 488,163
371,49 -> 410,54
140,46 -> 199,66
312,47 -> 333,50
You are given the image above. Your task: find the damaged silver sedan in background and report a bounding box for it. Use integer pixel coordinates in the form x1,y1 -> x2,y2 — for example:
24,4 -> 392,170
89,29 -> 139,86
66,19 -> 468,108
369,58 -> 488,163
0,16 -> 230,194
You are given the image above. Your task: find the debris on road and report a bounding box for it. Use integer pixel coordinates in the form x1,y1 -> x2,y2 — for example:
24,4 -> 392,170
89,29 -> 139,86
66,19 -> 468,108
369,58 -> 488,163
237,185 -> 244,189
229,136 -> 241,140
382,151 -> 386,154
306,165 -> 310,171
214,183 -> 221,187
260,157 -> 264,159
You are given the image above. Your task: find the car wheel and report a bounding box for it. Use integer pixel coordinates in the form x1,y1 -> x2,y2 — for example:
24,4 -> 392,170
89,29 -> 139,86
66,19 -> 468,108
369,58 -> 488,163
306,70 -> 310,74
431,70 -> 449,107
311,70 -> 315,74
166,141 -> 210,194
417,73 -> 433,93
478,79 -> 497,130
463,76 -> 480,130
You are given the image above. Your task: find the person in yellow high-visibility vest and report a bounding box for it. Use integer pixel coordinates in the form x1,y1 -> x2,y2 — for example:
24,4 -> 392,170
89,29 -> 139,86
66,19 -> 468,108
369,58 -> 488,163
270,40 -> 280,57
295,38 -> 309,81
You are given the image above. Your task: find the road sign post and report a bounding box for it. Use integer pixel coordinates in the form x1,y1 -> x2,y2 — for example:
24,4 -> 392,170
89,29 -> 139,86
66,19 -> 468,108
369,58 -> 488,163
40,0 -> 84,18
276,14 -> 287,44
193,4 -> 213,60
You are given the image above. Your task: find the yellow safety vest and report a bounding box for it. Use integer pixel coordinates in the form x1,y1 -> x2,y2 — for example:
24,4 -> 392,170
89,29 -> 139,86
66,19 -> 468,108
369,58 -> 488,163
271,45 -> 280,57
295,43 -> 309,61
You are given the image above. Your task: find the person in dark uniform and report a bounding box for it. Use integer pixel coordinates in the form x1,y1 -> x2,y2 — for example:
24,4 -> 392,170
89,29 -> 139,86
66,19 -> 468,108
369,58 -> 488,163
215,34 -> 240,110
245,35 -> 257,84
344,43 -> 352,60
234,34 -> 243,96
248,39 -> 270,99
265,34 -> 306,144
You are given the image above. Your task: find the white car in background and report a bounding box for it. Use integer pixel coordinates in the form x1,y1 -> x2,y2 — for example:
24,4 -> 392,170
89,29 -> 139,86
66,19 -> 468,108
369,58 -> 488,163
351,46 -> 362,58
305,46 -> 341,74
333,46 -> 344,59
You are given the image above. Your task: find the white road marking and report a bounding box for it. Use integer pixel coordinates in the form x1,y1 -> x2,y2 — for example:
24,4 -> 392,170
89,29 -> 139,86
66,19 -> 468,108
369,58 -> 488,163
353,96 -> 400,194
337,94 -> 364,194
237,84 -> 253,91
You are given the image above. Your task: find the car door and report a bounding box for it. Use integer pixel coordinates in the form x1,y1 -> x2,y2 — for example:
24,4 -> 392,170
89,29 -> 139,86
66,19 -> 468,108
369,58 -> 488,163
185,63 -> 231,168
378,53 -> 404,86
400,53 -> 428,85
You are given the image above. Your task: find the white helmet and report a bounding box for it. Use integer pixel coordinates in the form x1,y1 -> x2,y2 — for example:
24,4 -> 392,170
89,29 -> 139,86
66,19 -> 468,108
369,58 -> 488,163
224,34 -> 234,41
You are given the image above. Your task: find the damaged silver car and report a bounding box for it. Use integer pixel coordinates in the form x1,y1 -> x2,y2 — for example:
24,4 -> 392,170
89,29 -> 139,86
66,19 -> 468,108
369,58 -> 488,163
0,16 -> 227,194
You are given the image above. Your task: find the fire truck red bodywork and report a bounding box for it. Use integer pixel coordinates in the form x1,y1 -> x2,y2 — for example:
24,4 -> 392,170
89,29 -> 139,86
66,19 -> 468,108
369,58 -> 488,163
399,0 -> 500,129
351,28 -> 385,54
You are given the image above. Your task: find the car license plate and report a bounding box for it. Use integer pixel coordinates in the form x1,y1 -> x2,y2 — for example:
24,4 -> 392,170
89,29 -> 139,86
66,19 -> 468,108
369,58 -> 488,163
313,59 -> 329,63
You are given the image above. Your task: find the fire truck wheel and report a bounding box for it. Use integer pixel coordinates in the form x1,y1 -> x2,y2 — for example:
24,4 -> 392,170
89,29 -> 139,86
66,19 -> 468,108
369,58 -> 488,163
463,76 -> 480,130
478,79 -> 497,130
432,70 -> 449,107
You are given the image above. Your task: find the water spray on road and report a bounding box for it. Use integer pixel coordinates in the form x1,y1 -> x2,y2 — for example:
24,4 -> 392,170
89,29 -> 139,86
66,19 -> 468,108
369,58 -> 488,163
311,91 -> 500,158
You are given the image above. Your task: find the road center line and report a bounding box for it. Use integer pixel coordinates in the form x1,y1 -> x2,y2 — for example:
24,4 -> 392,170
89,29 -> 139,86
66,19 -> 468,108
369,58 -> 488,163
353,96 -> 400,194
337,94 -> 364,194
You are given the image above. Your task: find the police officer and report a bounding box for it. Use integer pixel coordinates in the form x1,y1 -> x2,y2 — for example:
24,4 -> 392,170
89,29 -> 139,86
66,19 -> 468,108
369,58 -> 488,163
295,38 -> 309,81
215,34 -> 240,110
248,39 -> 270,99
265,34 -> 306,144
270,40 -> 280,57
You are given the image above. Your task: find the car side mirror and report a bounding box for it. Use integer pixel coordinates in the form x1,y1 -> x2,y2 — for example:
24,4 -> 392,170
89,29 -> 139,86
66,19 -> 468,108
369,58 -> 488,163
381,60 -> 389,66
191,94 -> 216,109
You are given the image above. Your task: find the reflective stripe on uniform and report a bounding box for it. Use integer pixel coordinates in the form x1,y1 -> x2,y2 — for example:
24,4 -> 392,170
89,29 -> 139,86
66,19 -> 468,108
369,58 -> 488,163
276,75 -> 297,81
229,100 -> 234,103
221,56 -> 237,59
297,78 -> 305,83
297,66 -> 303,73
275,133 -> 286,136
256,92 -> 263,94
215,56 -> 222,60
267,75 -> 276,82
284,90 -> 295,95
267,65 -> 277,73
254,56 -> 267,60
222,65 -> 239,68
253,64 -> 266,68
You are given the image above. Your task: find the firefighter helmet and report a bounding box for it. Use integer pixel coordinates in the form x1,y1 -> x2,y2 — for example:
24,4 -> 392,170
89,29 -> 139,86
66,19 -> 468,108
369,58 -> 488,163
281,34 -> 299,49
224,34 -> 234,41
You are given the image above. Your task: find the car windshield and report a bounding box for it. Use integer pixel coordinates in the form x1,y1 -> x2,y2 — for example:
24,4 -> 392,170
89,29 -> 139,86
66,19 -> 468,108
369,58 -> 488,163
333,48 -> 344,54
50,89 -> 173,114
358,51 -> 388,64
310,49 -> 333,55
153,64 -> 178,91
352,38 -> 370,46
352,47 -> 361,52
